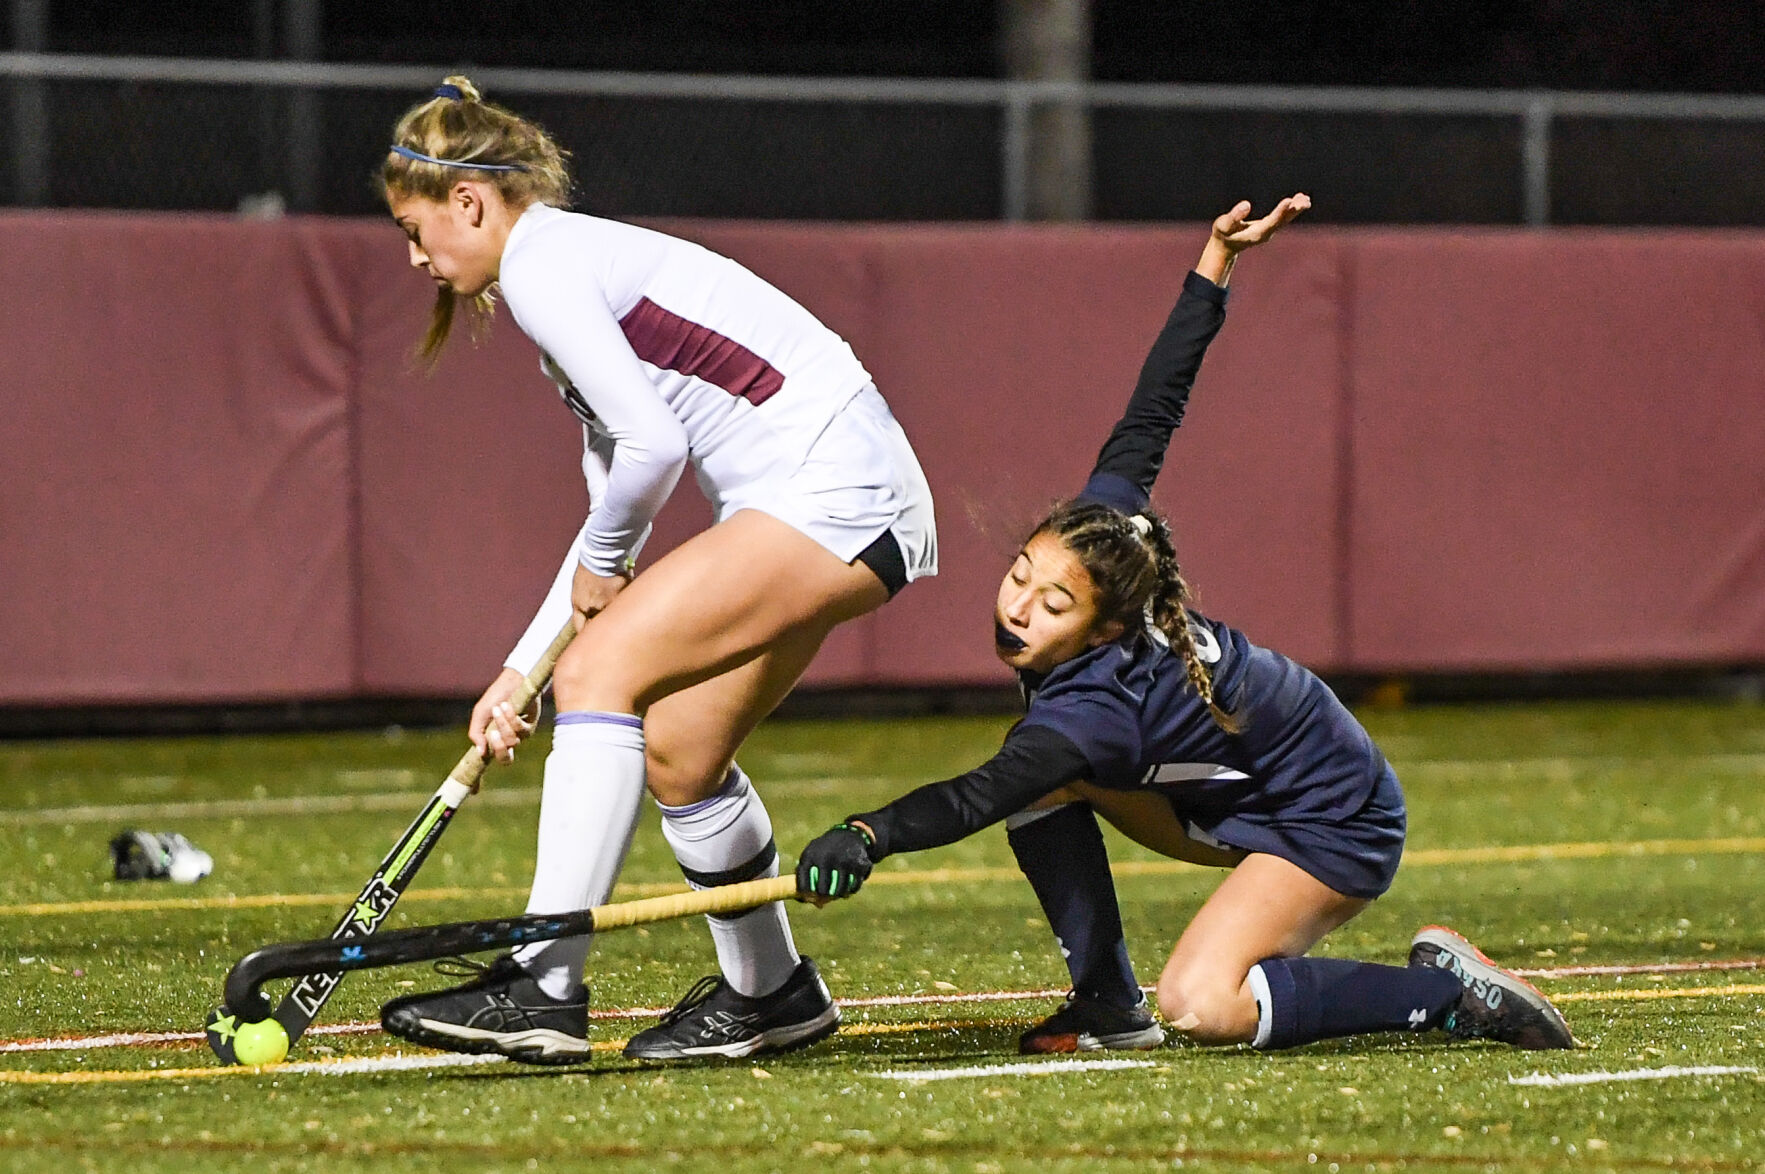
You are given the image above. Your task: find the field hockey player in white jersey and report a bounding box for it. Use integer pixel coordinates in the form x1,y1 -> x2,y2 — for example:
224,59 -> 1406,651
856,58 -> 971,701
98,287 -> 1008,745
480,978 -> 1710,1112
375,78 -> 937,1064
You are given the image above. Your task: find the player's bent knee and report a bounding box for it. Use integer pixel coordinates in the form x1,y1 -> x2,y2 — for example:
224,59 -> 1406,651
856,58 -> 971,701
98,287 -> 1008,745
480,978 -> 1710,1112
1155,974 -> 1256,1046
645,748 -> 729,808
550,636 -> 646,714
548,645 -> 598,706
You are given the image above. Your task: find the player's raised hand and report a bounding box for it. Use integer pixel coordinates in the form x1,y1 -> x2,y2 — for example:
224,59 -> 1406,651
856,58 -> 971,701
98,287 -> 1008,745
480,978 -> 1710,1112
1213,193 -> 1311,252
1195,193 -> 1310,286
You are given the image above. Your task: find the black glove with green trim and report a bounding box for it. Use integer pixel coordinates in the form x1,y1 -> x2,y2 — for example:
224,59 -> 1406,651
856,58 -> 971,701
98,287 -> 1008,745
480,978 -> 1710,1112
796,822 -> 876,899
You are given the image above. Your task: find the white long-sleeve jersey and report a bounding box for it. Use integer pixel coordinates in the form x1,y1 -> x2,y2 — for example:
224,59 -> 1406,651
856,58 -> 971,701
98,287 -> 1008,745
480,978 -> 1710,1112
498,204 -> 876,674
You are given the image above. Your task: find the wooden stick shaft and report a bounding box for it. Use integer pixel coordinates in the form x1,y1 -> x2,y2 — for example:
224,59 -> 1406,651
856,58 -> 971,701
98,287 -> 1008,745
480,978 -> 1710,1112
590,875 -> 800,931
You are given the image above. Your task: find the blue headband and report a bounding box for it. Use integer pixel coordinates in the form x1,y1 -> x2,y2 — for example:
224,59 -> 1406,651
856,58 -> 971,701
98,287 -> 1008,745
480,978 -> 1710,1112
433,83 -> 464,100
388,144 -> 526,172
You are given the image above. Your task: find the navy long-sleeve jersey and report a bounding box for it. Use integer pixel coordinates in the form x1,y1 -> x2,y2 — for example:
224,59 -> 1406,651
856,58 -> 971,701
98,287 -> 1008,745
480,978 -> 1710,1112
852,270 -> 1405,899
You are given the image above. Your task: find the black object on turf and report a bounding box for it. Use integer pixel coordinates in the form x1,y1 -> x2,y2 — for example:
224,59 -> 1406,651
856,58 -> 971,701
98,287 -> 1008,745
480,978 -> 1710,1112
624,957 -> 840,1060
381,954 -> 590,1065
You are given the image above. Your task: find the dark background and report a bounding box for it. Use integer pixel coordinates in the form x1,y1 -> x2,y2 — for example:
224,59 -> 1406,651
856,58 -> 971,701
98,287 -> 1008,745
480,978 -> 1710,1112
8,3 -> 1765,222
14,2 -> 1765,92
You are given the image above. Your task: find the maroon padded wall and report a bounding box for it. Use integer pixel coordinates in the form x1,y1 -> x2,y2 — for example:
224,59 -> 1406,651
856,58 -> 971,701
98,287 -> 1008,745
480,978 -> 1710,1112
849,226 -> 1346,682
1,213 -> 357,704
5,212 -> 1765,707
1345,231 -> 1765,670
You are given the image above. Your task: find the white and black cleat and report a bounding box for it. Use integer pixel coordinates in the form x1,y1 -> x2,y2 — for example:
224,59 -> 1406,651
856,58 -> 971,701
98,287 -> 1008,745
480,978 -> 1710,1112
109,830 -> 213,884
1019,991 -> 1166,1054
623,957 -> 841,1061
1409,925 -> 1575,1050
380,954 -> 590,1066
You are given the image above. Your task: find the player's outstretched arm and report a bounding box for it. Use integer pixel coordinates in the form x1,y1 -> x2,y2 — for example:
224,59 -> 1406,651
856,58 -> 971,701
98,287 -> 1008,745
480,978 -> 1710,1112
1194,192 -> 1311,288
1084,192 -> 1312,509
795,726 -> 1093,901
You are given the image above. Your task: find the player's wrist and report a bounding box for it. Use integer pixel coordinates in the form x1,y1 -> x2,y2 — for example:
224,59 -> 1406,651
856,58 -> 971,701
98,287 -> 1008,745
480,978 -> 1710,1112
575,545 -> 637,579
1194,237 -> 1236,287
840,818 -> 882,860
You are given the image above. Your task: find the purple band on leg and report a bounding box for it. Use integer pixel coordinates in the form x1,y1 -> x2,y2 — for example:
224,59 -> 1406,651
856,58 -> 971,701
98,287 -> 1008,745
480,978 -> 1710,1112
658,765 -> 746,817
555,711 -> 644,730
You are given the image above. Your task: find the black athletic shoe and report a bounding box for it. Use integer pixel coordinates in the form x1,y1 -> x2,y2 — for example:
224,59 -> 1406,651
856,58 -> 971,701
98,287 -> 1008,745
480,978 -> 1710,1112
1409,926 -> 1576,1050
380,954 -> 591,1066
1019,991 -> 1166,1054
623,957 -> 840,1060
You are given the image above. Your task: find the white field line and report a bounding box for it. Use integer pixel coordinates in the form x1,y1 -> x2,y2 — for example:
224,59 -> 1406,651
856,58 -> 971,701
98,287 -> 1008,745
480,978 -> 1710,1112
0,988 -> 1078,1054
6,751 -> 1765,828
0,788 -> 543,826
1508,1065 -> 1760,1088
12,961 -> 1765,1057
870,1058 -> 1161,1081
278,1051 -> 507,1075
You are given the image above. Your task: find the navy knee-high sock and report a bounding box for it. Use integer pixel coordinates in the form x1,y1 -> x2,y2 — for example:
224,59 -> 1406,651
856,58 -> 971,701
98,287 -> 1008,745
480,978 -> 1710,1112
1007,803 -> 1141,1009
1247,956 -> 1464,1049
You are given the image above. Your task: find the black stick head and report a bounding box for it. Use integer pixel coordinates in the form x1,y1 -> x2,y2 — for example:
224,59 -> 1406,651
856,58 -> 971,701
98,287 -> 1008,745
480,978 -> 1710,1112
204,1005 -> 243,1066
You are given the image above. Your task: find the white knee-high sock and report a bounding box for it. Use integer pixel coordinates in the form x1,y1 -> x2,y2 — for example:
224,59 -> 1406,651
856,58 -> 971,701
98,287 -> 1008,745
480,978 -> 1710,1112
659,764 -> 800,998
513,711 -> 647,1001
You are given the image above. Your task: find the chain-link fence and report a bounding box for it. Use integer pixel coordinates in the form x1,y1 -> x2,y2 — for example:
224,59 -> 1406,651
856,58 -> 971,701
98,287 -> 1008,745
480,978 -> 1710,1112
8,53 -> 1765,223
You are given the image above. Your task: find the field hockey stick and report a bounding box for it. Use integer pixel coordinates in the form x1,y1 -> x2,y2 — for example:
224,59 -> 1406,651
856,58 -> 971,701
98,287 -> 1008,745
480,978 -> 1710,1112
222,875 -> 801,1021
204,619 -> 578,1066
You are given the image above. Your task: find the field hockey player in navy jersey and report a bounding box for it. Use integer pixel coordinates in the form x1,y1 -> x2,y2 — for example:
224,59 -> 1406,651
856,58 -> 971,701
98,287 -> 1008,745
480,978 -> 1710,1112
797,195 -> 1575,1057
374,78 -> 937,1064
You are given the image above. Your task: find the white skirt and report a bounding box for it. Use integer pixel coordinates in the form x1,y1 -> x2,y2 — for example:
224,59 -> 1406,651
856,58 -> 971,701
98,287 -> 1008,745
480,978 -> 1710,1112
705,385 -> 938,586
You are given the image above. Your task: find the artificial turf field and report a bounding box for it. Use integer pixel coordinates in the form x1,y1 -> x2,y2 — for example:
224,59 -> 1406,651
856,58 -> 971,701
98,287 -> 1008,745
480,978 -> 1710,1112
1,699 -> 1762,1172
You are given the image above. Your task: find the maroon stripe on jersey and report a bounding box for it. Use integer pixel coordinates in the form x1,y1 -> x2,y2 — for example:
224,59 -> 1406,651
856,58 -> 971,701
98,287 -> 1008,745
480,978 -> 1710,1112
618,297 -> 784,406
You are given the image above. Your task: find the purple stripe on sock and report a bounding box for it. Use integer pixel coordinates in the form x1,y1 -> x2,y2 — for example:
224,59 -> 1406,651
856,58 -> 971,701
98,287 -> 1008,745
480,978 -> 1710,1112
658,766 -> 746,817
555,711 -> 643,730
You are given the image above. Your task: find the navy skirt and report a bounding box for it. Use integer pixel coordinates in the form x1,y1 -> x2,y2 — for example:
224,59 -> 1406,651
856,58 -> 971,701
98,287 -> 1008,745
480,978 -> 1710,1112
1177,763 -> 1407,900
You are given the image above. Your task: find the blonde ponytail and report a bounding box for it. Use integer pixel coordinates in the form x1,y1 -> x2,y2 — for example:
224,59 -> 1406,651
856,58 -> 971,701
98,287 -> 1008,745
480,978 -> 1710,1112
382,76 -> 574,361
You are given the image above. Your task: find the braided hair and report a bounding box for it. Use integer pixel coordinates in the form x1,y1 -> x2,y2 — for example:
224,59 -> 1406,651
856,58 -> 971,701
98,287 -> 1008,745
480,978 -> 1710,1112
381,76 -> 574,362
1032,500 -> 1241,734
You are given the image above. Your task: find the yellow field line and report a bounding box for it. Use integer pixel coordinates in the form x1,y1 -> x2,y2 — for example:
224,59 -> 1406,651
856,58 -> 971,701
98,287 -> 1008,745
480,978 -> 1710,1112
4,834 -> 1763,919
0,1064 -> 289,1085
1405,837 -> 1765,865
